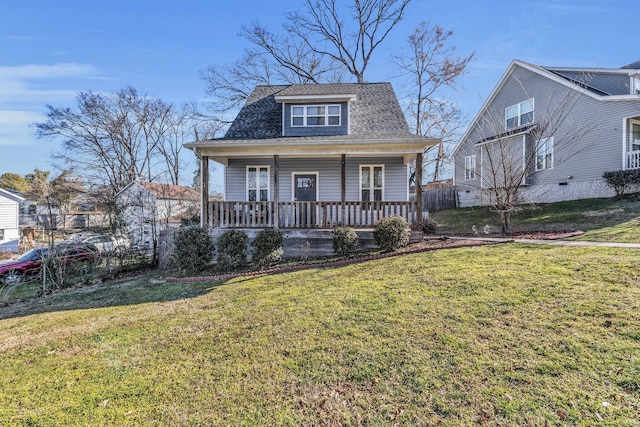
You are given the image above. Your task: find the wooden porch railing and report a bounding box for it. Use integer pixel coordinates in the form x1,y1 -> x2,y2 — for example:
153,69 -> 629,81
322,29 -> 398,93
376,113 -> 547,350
207,201 -> 418,228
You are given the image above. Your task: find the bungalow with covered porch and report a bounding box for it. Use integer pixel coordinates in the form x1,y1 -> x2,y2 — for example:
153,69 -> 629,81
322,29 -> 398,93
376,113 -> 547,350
185,83 -> 437,254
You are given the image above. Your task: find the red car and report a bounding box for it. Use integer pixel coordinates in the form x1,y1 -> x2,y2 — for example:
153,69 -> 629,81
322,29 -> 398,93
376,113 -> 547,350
0,244 -> 98,286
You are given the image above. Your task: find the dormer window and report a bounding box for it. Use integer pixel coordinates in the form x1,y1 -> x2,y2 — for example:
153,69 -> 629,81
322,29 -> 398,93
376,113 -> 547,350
291,105 -> 341,127
505,99 -> 534,128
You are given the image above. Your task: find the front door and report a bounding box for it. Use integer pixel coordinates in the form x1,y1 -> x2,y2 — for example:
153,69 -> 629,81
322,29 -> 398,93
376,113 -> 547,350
294,174 -> 317,226
294,174 -> 317,202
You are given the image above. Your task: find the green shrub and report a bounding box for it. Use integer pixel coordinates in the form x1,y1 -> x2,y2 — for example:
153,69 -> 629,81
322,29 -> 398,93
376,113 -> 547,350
602,170 -> 640,196
332,226 -> 359,257
216,229 -> 248,271
422,217 -> 438,235
173,226 -> 214,273
374,216 -> 410,252
251,228 -> 283,269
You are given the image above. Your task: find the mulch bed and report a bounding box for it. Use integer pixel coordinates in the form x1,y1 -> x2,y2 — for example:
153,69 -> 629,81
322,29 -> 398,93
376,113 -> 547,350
168,230 -> 584,283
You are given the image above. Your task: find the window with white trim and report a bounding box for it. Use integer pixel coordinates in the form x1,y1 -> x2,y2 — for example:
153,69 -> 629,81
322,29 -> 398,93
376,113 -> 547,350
535,137 -> 553,171
360,165 -> 384,201
505,99 -> 534,128
464,155 -> 476,180
246,166 -> 270,201
291,105 -> 341,127
631,121 -> 640,152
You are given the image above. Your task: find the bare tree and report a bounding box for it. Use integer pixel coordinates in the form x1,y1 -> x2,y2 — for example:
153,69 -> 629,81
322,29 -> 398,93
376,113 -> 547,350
468,79 -> 595,233
35,87 -> 203,209
393,21 -> 474,183
25,170 -> 82,247
202,0 -> 411,121
255,0 -> 411,84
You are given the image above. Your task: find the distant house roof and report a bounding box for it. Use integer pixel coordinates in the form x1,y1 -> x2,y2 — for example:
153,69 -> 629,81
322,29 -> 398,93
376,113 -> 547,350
137,182 -> 199,201
0,188 -> 25,202
218,82 -> 415,141
117,181 -> 199,201
621,60 -> 640,69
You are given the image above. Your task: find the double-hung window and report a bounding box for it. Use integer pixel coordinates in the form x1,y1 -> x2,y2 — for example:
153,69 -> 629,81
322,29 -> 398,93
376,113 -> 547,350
505,99 -> 534,128
360,165 -> 383,201
535,137 -> 553,171
464,155 -> 476,180
247,166 -> 270,201
291,105 -> 341,127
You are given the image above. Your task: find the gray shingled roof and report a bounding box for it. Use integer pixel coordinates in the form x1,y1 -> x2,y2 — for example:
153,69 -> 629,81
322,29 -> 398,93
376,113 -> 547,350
621,61 -> 640,70
221,82 -> 413,140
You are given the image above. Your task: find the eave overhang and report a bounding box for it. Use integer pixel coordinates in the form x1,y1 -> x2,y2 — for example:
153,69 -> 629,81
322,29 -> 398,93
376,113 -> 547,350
184,136 -> 438,166
274,93 -> 358,103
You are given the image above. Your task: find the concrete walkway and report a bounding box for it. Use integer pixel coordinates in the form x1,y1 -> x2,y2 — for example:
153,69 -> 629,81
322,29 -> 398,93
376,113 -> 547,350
446,236 -> 640,249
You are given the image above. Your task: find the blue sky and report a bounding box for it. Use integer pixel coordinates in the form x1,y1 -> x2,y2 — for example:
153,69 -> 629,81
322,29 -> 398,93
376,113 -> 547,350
1,0 -> 638,185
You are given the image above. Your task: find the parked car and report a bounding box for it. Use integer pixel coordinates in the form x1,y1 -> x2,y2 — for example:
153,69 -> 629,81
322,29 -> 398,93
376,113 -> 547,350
0,243 -> 98,286
81,234 -> 130,254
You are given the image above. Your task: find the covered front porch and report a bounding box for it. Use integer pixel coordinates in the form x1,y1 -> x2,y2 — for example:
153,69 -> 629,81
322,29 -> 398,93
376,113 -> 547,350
186,137 -> 438,231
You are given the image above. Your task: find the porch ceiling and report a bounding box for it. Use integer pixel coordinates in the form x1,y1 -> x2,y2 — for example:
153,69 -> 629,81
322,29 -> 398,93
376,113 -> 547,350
185,136 -> 438,165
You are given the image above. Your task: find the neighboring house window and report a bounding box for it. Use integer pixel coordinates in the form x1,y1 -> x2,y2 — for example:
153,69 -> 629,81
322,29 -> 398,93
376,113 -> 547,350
536,137 -> 554,171
291,105 -> 341,127
247,166 -> 270,201
631,122 -> 640,152
505,99 -> 534,128
0,229 -> 4,240
464,155 -> 476,180
360,165 -> 384,201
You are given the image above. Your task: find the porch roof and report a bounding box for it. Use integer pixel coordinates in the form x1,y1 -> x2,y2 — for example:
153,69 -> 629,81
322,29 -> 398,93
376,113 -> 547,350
184,134 -> 437,165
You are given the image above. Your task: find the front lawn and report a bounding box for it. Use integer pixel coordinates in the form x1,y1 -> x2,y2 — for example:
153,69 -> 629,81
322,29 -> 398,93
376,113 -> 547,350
0,244 -> 639,425
431,197 -> 640,242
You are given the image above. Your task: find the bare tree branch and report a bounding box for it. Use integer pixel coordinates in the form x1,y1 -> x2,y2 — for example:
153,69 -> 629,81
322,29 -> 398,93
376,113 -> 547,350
393,21 -> 474,183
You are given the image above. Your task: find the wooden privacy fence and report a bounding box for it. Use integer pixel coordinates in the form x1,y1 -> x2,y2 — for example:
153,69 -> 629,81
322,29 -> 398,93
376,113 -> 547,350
207,201 -> 417,228
421,187 -> 457,212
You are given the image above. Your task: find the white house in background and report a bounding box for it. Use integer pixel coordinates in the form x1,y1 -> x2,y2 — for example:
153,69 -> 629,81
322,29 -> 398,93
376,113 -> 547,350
0,188 -> 25,253
115,181 -> 199,249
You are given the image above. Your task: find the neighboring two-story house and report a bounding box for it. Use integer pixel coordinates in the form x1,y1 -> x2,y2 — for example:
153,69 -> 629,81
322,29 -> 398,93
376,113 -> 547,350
185,83 -> 438,232
453,59 -> 640,207
115,181 -> 199,249
0,188 -> 24,253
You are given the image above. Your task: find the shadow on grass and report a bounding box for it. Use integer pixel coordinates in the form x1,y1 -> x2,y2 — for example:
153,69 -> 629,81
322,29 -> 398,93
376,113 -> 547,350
0,270 -> 231,321
0,239 -> 507,321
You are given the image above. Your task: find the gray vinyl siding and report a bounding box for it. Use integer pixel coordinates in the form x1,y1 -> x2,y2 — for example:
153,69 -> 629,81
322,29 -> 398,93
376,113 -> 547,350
283,102 -> 349,137
455,64 -> 640,195
346,157 -> 408,201
225,156 -> 408,201
225,158 -> 276,201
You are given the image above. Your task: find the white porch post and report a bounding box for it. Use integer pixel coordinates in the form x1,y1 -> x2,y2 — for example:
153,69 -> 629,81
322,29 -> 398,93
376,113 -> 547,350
200,155 -> 209,227
341,154 -> 346,225
415,151 -> 423,230
274,155 -> 280,228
